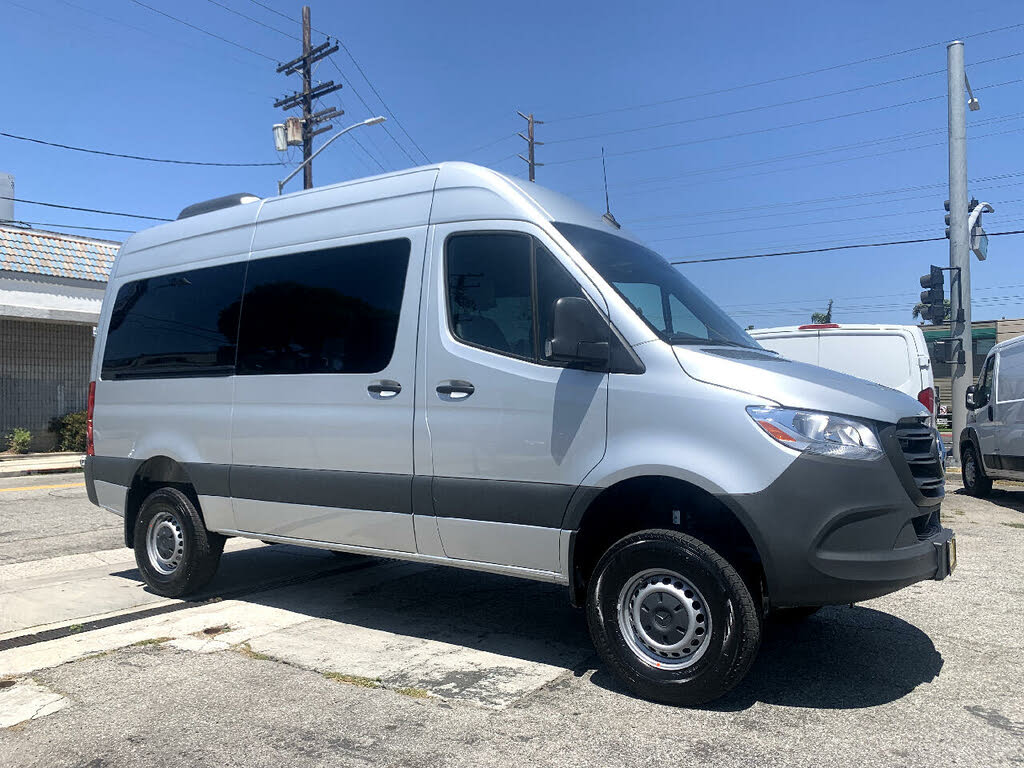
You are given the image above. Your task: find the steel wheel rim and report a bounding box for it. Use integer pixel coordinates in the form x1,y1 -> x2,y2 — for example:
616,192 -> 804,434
146,510 -> 185,576
617,569 -> 712,670
964,453 -> 977,487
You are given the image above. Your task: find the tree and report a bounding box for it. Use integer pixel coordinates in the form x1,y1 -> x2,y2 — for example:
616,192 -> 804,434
912,299 -> 951,324
811,299 -> 833,324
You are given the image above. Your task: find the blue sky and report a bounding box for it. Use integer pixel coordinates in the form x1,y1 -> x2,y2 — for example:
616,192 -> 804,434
2,0 -> 1022,327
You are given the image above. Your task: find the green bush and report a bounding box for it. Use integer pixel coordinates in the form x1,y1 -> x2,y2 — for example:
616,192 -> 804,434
6,427 -> 31,454
50,411 -> 88,453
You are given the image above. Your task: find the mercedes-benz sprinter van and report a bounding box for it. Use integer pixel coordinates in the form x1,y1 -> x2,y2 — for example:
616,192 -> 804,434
961,333 -> 1024,495
84,163 -> 954,706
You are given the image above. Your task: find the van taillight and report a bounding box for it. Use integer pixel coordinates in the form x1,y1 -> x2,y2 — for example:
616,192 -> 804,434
86,381 -> 96,456
918,387 -> 935,414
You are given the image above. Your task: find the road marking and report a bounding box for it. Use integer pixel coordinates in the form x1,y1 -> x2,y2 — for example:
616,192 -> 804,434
0,482 -> 85,493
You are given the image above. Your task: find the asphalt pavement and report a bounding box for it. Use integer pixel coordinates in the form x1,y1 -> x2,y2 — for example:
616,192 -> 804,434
1,472 -> 1022,767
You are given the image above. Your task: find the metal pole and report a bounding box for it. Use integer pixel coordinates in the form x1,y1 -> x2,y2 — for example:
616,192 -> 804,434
278,117 -> 386,195
527,114 -> 536,182
301,5 -> 313,190
948,40 -> 972,462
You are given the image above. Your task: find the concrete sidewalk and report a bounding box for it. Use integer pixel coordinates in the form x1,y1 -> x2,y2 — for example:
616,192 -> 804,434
0,453 -> 84,478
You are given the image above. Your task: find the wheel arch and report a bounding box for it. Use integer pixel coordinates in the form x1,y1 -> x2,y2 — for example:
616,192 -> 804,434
566,473 -> 767,608
124,456 -> 202,548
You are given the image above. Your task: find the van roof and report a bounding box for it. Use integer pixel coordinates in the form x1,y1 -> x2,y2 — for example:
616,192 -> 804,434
750,323 -> 927,335
991,333 -> 1024,353
113,162 -> 637,279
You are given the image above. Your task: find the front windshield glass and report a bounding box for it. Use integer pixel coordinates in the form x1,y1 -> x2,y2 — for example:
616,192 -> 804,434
554,222 -> 761,349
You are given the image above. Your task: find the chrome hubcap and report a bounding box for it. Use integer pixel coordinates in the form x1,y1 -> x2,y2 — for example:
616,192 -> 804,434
146,511 -> 184,575
617,569 -> 712,669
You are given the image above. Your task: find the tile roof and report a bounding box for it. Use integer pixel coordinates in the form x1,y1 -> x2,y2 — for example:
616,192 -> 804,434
0,226 -> 119,283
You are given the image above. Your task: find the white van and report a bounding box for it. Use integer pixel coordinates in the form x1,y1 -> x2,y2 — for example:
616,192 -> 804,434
960,334 -> 1024,494
749,324 -> 936,422
84,163 -> 953,706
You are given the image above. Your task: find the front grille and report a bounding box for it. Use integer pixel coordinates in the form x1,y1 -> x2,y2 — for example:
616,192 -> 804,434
911,509 -> 943,540
895,419 -> 944,499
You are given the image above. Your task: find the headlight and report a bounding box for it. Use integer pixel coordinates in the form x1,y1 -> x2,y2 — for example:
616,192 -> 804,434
746,406 -> 882,460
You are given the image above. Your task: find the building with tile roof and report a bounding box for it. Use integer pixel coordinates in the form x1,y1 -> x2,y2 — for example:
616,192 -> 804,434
1,223 -> 120,451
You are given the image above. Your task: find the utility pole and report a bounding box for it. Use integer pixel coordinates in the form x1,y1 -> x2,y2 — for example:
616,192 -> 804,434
274,6 -> 342,189
517,111 -> 543,182
947,40 -> 971,463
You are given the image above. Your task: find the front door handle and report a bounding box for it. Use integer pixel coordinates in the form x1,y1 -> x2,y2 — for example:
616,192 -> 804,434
367,380 -> 402,399
436,380 -> 475,399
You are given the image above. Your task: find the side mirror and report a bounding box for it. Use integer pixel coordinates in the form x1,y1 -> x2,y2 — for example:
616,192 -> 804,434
546,297 -> 610,369
965,385 -> 976,410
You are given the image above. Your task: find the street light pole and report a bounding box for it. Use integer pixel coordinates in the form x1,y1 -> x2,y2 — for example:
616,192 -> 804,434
277,116 -> 386,195
947,41 -> 972,463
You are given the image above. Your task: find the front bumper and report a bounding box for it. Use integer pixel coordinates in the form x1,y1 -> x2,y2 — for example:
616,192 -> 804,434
720,447 -> 953,608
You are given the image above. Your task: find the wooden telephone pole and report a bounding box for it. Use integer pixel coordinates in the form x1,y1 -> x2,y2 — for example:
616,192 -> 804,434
274,6 -> 343,189
517,111 -> 543,182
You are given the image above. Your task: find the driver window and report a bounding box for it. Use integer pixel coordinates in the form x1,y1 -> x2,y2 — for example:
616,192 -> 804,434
977,356 -> 993,406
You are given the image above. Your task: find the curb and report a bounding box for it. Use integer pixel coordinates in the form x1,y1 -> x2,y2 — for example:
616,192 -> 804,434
0,455 -> 84,479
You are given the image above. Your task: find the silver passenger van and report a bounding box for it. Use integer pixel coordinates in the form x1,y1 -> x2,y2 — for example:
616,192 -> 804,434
961,333 -> 1024,495
85,162 -> 954,705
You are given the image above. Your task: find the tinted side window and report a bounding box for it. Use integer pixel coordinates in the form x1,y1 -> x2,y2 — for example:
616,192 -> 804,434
977,357 -> 993,406
447,233 -> 534,359
102,261 -> 245,380
235,239 -> 410,375
535,243 -> 589,360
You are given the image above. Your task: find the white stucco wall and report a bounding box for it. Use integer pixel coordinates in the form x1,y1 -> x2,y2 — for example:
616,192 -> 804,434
0,272 -> 105,325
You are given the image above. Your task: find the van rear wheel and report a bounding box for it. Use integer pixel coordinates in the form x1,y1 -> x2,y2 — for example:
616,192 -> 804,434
961,445 -> 992,498
586,529 -> 761,707
133,487 -> 224,597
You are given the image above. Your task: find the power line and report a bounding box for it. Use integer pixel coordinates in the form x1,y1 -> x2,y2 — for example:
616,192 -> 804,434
569,111 -> 1024,198
547,77 -> 1024,166
0,130 -> 283,167
127,0 -> 277,62
12,221 -> 136,235
244,0 -> 429,164
670,230 -> 1024,265
546,22 -> 1024,123
2,197 -> 172,222
204,0 -> 298,39
547,67 -> 948,145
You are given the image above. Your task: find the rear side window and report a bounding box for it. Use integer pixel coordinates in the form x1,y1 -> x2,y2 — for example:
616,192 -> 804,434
996,345 -> 1024,402
102,262 -> 245,380
236,238 -> 410,375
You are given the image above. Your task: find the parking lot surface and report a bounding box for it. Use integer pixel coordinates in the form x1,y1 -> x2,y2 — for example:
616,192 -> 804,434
1,472 -> 1022,767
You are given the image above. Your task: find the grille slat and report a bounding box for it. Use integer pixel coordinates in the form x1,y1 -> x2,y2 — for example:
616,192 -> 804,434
894,418 -> 944,499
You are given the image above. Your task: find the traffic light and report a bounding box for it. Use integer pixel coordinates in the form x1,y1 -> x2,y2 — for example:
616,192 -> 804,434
944,199 -> 950,239
944,199 -> 978,239
919,265 -> 945,323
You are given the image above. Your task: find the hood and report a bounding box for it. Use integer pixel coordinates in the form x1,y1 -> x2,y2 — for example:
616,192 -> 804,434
673,346 -> 928,425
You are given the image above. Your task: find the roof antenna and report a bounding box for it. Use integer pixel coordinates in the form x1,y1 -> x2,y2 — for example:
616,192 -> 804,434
600,147 -> 621,229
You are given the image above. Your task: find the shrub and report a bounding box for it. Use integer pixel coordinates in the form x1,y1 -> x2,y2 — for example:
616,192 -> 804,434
50,411 -> 88,453
6,427 -> 31,454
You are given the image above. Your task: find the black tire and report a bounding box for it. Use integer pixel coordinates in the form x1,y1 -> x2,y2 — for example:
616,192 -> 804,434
586,529 -> 761,707
961,445 -> 992,498
133,487 -> 225,597
769,605 -> 821,623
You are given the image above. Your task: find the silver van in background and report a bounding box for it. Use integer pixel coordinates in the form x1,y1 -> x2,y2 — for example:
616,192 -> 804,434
84,162 -> 954,706
961,334 -> 1024,494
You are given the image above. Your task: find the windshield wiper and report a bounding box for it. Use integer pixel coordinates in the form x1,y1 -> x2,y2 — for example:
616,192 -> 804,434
667,334 -> 756,349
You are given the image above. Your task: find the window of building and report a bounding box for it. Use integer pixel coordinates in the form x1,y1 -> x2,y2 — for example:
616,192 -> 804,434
235,239 -> 410,375
101,261 -> 245,379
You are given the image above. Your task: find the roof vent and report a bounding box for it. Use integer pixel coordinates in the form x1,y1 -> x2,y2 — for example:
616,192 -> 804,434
177,192 -> 261,220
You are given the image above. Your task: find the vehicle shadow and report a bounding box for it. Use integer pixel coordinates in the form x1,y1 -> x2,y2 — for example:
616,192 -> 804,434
592,605 -> 944,710
953,486 -> 1024,514
122,544 -> 945,710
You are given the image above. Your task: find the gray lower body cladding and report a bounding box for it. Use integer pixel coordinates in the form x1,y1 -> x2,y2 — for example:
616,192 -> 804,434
720,452 -> 950,608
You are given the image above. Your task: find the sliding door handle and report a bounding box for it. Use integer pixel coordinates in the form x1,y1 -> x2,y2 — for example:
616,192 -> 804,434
436,380 -> 475,399
367,380 -> 402,399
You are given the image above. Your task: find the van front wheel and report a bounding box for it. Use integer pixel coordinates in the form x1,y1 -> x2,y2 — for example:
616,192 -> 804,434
133,487 -> 224,597
586,529 -> 761,707
961,445 -> 992,498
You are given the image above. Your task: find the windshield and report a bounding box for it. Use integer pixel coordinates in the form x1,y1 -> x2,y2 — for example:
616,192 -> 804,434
554,222 -> 761,349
